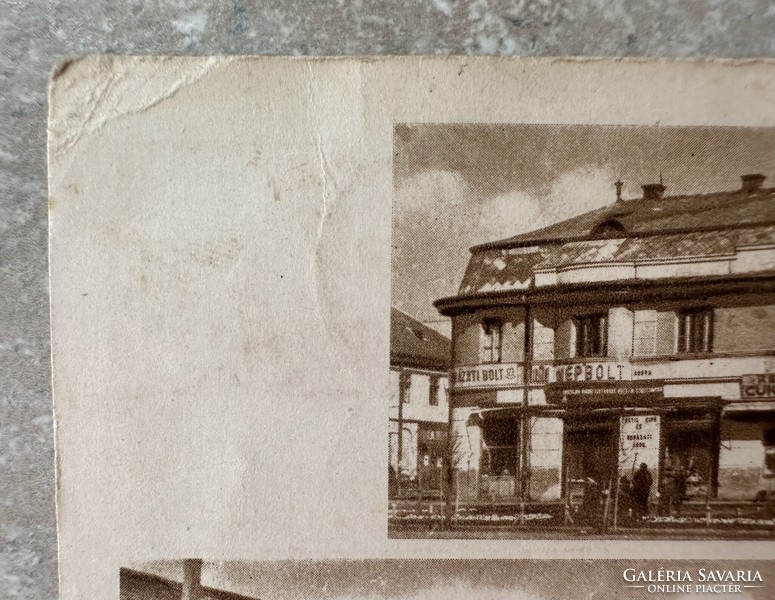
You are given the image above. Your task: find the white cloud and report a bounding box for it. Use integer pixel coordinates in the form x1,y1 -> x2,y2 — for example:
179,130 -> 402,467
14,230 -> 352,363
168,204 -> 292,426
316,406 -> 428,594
480,166 -> 617,242
392,166 -> 618,320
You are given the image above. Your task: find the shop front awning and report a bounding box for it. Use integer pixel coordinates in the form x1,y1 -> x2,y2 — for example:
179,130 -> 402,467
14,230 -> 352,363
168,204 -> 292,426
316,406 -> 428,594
466,398 -> 727,427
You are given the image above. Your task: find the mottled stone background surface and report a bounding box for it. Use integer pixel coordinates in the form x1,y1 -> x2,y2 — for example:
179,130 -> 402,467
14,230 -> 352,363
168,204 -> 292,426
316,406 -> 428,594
1,2 -> 774,599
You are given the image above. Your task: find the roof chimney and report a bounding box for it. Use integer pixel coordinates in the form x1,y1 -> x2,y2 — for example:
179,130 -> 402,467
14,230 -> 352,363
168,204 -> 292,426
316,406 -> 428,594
642,183 -> 666,201
614,179 -> 624,202
740,173 -> 766,192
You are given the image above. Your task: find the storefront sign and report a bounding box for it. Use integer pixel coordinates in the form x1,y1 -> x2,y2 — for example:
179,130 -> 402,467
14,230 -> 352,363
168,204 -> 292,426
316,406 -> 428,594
619,415 -> 661,482
552,361 -> 631,383
452,363 -> 523,390
545,381 -> 664,405
741,374 -> 775,399
531,361 -> 631,384
461,362 -> 775,391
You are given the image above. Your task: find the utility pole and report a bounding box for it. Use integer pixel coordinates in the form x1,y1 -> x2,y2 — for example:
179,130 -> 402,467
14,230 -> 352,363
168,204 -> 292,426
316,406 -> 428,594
397,370 -> 409,497
521,305 -> 533,502
445,379 -> 454,526
445,318 -> 456,527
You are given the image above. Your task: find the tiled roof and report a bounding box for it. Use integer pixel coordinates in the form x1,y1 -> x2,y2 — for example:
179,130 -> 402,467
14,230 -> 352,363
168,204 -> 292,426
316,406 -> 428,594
459,247 -> 547,295
390,307 -> 450,370
456,186 -> 775,296
479,187 -> 775,249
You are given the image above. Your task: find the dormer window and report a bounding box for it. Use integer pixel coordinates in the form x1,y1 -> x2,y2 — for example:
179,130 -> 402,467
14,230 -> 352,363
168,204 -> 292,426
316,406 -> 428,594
591,218 -> 626,238
481,317 -> 503,364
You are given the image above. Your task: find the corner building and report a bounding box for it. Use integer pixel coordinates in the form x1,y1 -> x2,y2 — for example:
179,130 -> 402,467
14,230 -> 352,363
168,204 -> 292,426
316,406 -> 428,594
435,175 -> 775,505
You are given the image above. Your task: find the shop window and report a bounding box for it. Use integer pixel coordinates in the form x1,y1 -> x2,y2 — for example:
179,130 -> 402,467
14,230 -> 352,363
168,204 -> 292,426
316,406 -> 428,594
426,429 -> 445,442
574,313 -> 608,358
481,318 -> 502,364
429,376 -> 439,406
664,417 -> 714,500
481,417 -> 520,477
677,308 -> 713,354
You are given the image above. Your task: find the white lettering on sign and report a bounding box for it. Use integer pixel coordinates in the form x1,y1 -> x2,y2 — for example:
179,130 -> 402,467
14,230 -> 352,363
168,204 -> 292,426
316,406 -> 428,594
741,374 -> 775,399
553,362 -> 631,382
452,364 -> 523,390
619,415 -> 660,490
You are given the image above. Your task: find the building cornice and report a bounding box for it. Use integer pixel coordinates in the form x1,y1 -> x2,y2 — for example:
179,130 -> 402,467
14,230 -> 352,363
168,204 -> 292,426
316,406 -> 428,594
435,271 -> 775,316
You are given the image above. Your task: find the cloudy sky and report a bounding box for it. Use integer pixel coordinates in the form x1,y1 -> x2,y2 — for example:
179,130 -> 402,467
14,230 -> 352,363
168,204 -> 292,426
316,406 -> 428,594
392,124 -> 775,332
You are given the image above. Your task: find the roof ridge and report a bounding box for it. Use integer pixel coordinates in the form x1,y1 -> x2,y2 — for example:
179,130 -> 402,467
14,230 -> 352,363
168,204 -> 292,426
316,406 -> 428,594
474,188 -> 775,251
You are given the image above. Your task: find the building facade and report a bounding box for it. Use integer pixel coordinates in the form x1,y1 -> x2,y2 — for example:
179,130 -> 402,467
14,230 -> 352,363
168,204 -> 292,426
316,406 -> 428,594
435,175 -> 775,505
389,307 -> 450,498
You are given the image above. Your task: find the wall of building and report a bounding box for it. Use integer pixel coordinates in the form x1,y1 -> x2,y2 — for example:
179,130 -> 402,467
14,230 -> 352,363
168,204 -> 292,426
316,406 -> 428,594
453,295 -> 775,366
714,304 -> 775,353
529,416 -> 563,501
718,418 -> 770,501
447,291 -> 775,504
389,419 -> 419,480
389,368 -> 448,423
628,293 -> 775,357
389,367 -> 449,486
453,308 -> 526,366
450,406 -> 481,501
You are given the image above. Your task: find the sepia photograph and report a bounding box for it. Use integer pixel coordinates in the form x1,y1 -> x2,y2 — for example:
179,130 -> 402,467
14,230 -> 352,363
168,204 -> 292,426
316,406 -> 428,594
120,559 -> 774,600
389,124 -> 775,539
47,58 -> 775,598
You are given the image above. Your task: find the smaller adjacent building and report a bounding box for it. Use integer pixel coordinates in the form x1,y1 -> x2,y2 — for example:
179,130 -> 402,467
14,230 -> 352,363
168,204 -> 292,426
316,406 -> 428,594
389,307 -> 450,497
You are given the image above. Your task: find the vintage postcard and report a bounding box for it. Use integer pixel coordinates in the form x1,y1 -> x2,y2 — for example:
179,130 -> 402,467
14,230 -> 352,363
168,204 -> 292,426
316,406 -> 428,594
48,57 -> 775,599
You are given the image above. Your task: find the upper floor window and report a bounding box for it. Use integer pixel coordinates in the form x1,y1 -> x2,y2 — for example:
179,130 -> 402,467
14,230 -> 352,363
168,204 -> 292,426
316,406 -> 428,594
677,308 -> 713,354
399,371 -> 411,404
429,376 -> 440,406
481,318 -> 502,364
575,313 -> 608,358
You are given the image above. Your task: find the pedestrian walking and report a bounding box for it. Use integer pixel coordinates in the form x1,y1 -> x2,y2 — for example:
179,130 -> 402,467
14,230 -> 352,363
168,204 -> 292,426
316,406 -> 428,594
632,463 -> 653,518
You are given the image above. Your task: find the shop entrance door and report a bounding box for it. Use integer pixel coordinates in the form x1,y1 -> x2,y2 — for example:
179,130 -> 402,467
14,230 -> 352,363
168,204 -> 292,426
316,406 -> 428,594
565,423 -> 617,488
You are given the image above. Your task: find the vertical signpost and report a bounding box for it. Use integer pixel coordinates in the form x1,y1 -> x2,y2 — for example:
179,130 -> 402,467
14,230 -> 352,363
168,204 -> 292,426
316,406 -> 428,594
619,414 -> 660,496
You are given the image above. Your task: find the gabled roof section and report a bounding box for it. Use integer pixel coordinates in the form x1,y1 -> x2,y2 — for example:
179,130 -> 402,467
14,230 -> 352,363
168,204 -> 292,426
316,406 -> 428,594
390,307 -> 450,371
476,187 -> 775,251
